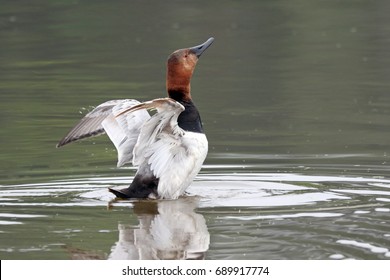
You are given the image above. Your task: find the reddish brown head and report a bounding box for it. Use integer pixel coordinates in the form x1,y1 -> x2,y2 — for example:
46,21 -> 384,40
166,37 -> 214,102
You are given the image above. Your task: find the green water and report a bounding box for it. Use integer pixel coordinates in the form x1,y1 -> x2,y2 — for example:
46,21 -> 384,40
0,0 -> 389,259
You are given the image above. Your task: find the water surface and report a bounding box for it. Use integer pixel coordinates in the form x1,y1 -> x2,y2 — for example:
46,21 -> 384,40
1,0 -> 390,259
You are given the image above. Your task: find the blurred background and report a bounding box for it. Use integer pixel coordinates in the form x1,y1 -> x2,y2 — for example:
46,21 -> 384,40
1,0 -> 390,260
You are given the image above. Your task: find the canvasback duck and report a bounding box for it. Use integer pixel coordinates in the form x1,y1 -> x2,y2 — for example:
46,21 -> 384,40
57,37 -> 214,199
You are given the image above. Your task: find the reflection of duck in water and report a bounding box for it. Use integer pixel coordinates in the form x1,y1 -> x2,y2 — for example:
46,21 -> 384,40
57,38 -> 214,200
108,198 -> 209,260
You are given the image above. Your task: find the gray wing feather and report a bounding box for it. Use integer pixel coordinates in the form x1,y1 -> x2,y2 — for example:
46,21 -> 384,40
56,100 -> 121,147
57,99 -> 150,167
102,100 -> 150,166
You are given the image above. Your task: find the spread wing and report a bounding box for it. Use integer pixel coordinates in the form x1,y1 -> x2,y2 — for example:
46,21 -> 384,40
57,99 -> 150,167
56,100 -> 120,147
116,98 -> 208,199
116,98 -> 186,166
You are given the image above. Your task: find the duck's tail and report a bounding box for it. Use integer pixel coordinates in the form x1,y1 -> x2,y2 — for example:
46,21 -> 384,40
108,188 -> 134,199
108,185 -> 158,199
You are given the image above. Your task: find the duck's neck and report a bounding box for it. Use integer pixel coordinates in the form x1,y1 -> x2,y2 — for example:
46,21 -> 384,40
166,65 -> 193,102
167,88 -> 191,102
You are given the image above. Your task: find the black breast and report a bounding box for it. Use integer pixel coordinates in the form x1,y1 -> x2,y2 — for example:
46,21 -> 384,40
177,101 -> 204,133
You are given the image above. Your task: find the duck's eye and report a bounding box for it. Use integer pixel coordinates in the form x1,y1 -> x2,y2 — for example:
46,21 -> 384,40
184,54 -> 188,58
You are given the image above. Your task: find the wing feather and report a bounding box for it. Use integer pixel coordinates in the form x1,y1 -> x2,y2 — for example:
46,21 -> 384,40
103,100 -> 150,166
57,99 -> 151,167
57,100 -> 124,147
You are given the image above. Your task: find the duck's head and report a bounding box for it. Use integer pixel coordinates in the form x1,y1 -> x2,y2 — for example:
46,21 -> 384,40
166,37 -> 214,102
